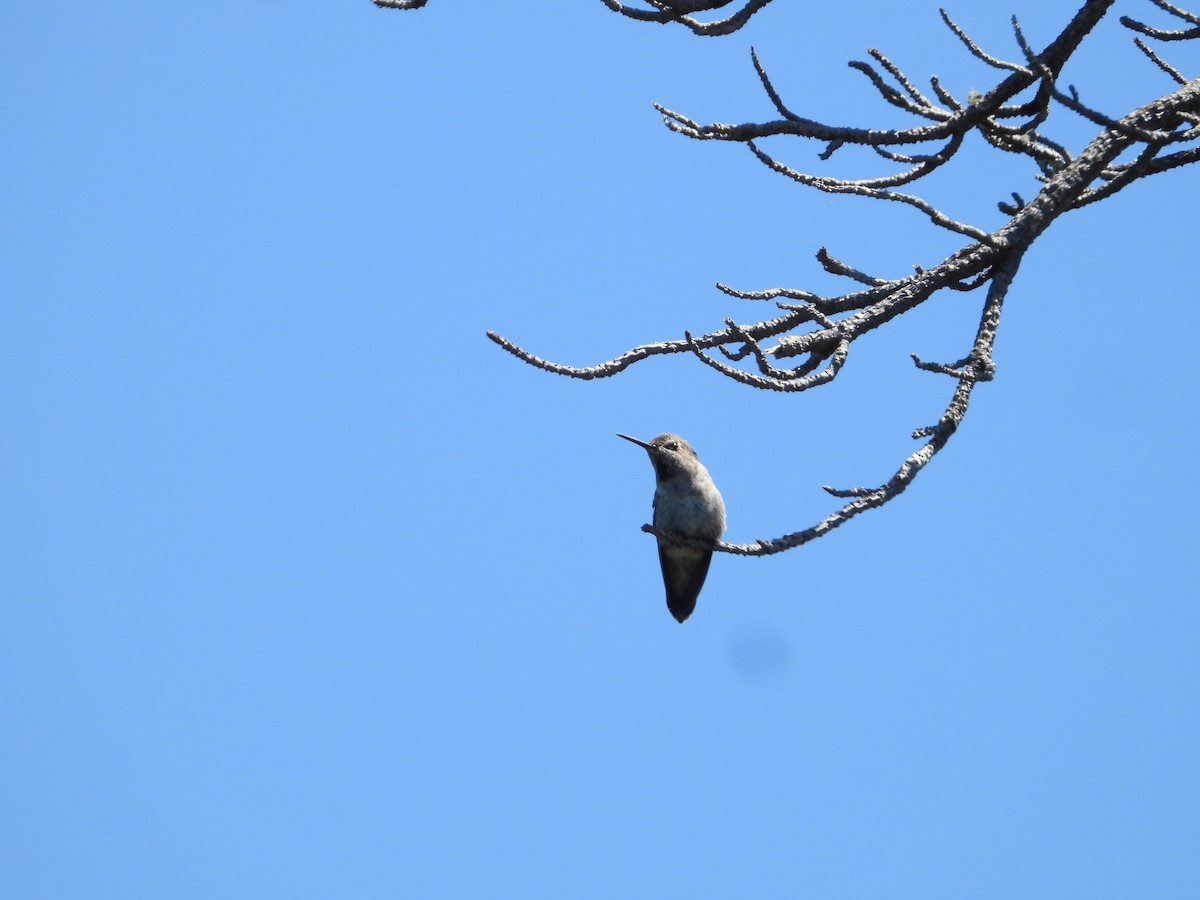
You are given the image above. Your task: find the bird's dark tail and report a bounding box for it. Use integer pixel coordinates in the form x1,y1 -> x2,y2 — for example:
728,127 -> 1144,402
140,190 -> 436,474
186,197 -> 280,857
658,543 -> 712,624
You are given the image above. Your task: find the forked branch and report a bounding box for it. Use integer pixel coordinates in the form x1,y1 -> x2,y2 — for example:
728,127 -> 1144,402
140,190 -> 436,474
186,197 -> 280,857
488,0 -> 1200,554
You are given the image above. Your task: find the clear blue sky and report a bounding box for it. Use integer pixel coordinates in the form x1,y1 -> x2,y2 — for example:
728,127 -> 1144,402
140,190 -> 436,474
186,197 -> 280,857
3,1 -> 1197,897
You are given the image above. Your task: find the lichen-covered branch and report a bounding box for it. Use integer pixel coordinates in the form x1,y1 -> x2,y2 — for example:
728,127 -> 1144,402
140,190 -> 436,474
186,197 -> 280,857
488,0 -> 1200,554
646,249 -> 1020,556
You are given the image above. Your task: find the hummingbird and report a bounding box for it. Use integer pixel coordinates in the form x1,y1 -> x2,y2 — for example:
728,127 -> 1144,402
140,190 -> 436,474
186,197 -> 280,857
617,433 -> 726,623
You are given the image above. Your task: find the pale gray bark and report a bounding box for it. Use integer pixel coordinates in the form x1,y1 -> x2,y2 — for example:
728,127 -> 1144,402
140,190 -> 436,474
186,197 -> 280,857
487,0 -> 1200,554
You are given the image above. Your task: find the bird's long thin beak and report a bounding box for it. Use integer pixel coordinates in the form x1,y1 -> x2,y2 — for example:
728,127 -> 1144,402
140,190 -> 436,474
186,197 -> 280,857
616,433 -> 653,451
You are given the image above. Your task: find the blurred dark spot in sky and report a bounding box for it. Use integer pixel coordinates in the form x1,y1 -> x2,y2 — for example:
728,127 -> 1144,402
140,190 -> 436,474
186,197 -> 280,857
724,624 -> 794,683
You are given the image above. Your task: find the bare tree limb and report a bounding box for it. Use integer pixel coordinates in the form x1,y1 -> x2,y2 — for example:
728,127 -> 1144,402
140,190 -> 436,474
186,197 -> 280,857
644,251 -> 1023,557
488,0 -> 1200,555
370,0 -> 776,31
1122,0 -> 1200,38
598,0 -> 776,35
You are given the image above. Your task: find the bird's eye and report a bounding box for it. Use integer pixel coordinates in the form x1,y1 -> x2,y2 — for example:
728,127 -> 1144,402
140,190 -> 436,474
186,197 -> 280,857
665,441 -> 679,451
